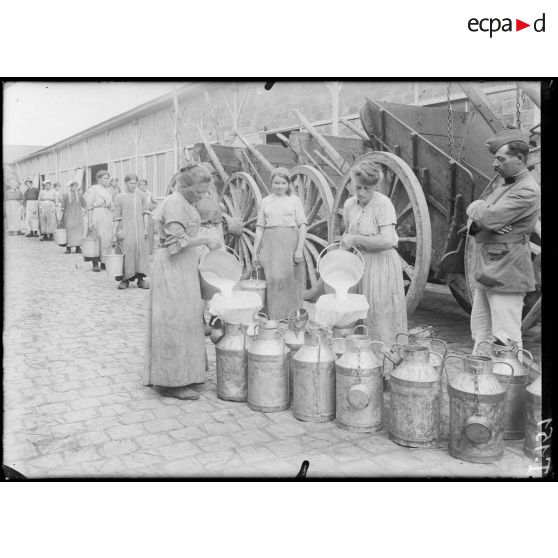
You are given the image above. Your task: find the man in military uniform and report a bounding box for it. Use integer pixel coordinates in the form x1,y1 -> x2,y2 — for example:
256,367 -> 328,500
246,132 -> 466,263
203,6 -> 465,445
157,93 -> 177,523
467,129 -> 540,351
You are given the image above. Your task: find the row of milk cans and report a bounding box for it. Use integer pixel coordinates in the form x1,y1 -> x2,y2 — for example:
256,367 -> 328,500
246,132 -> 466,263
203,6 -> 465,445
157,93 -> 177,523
211,311 -> 542,465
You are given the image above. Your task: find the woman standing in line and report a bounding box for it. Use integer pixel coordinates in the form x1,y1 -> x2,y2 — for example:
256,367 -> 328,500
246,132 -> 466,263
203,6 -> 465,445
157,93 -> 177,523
253,167 -> 307,320
23,179 -> 40,237
340,160 -> 407,347
38,180 -> 57,241
60,180 -> 86,254
85,170 -> 113,272
112,174 -> 150,289
138,178 -> 158,256
4,180 -> 24,235
144,163 -> 221,400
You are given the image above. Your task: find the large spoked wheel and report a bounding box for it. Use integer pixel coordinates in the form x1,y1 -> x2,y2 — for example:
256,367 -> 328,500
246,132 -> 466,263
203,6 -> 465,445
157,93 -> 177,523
289,165 -> 334,301
329,152 -> 432,316
222,172 -> 262,279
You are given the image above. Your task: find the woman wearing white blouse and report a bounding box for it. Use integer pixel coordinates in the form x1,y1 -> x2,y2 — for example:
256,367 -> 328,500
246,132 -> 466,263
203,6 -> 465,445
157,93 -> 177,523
253,167 -> 307,320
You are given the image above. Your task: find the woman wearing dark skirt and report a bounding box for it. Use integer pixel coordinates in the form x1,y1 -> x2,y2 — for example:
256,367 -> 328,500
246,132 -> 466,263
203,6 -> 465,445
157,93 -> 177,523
253,167 -> 307,320
60,180 -> 86,253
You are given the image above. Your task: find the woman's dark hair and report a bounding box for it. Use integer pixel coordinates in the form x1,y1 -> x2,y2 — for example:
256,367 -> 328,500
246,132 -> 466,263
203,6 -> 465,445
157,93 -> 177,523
351,160 -> 383,187
96,170 -> 110,181
124,173 -> 139,183
178,163 -> 211,188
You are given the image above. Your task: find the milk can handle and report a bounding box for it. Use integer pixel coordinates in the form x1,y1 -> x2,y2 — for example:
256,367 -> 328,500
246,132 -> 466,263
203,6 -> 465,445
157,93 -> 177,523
369,340 -> 386,358
517,349 -> 534,378
430,351 -> 445,378
352,324 -> 369,336
395,332 -> 409,343
431,338 -> 448,359
255,311 -> 269,321
475,340 -> 492,355
223,244 -> 241,263
253,323 -> 260,340
277,319 -> 289,333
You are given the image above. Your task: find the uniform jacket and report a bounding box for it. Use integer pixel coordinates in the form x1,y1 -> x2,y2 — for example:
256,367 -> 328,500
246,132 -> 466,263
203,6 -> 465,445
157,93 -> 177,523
466,171 -> 540,293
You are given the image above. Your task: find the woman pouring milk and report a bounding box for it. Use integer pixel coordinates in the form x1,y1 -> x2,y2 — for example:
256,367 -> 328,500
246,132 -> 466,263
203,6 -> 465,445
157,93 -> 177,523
340,160 -> 407,347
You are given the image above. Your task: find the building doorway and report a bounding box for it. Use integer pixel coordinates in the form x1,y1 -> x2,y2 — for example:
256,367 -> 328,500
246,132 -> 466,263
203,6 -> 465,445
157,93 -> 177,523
89,163 -> 108,188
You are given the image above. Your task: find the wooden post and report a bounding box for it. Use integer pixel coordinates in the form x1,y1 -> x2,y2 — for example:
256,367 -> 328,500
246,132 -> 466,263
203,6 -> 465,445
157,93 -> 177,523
293,108 -> 349,173
456,82 -> 506,133
327,81 -> 343,136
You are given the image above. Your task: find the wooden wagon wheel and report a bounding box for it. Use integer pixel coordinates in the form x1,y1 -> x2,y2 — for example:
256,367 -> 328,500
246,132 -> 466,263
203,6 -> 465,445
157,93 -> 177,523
166,171 -> 181,195
221,172 -> 262,279
288,165 -> 334,301
329,151 -> 432,316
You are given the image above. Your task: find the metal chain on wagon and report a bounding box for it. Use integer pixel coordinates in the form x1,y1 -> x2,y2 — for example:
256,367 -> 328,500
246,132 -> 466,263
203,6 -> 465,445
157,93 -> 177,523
447,82 -> 455,159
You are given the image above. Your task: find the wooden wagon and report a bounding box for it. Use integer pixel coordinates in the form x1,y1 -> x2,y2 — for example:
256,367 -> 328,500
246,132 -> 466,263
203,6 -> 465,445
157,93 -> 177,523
167,89 -> 541,332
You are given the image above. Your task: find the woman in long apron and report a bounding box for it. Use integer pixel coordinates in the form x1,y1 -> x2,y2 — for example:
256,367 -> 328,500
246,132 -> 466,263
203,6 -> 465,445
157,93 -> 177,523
112,174 -> 150,289
4,181 -> 24,235
23,179 -> 40,237
138,178 -> 158,256
85,170 -> 113,272
340,160 -> 407,347
144,163 -> 221,400
60,180 -> 86,253
38,180 -> 57,240
253,167 -> 307,320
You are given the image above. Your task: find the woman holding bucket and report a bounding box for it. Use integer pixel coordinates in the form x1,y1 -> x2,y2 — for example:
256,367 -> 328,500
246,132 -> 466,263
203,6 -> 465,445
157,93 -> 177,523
112,174 -> 150,290
253,167 -> 307,320
60,180 -> 86,253
144,163 -> 221,400
38,180 -> 57,241
340,160 -> 407,347
85,170 -> 113,272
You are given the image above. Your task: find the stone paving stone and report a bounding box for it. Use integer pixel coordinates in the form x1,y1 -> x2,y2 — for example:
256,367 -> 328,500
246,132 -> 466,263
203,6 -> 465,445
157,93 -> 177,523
3,236 -> 541,478
168,426 -> 207,441
144,417 -> 183,433
158,441 -> 201,460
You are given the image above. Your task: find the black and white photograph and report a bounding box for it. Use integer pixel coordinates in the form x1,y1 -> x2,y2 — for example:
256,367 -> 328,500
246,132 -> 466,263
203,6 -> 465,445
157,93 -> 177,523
2,80 -> 548,479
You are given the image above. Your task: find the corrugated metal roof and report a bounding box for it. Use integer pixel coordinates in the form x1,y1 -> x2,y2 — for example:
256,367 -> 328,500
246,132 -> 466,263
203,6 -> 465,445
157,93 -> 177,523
15,82 -> 217,163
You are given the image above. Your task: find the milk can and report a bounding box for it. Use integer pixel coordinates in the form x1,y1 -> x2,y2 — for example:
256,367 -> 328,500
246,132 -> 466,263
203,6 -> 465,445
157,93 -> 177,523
523,373 -> 542,461
335,325 -> 385,432
396,325 -> 447,373
477,341 -> 533,440
247,318 -> 290,412
282,309 -> 309,401
292,321 -> 336,422
386,344 -> 443,447
216,322 -> 248,402
446,354 -> 513,463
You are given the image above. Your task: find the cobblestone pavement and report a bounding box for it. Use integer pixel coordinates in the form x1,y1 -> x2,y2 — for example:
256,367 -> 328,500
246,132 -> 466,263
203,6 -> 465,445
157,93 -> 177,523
3,235 -> 541,478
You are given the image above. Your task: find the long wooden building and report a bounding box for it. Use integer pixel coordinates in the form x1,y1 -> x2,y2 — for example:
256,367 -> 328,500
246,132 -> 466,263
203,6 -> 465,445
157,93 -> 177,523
14,81 -> 538,197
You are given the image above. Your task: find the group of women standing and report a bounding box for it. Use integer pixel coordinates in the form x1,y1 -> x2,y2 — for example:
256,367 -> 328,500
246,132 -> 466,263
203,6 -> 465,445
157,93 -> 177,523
144,160 -> 407,401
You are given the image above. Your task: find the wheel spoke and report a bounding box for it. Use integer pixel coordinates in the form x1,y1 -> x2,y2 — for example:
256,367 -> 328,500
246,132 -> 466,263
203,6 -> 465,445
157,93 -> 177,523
399,254 -> 415,280
303,245 -> 318,287
397,203 -> 413,224
398,237 -> 417,244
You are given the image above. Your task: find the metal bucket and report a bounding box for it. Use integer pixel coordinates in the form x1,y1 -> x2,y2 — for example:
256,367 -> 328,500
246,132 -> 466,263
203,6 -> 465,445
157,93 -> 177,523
317,243 -> 364,300
82,232 -> 100,258
237,266 -> 266,309
53,228 -> 67,245
104,244 -> 124,277
199,246 -> 241,299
